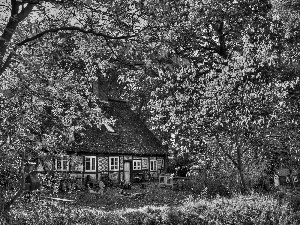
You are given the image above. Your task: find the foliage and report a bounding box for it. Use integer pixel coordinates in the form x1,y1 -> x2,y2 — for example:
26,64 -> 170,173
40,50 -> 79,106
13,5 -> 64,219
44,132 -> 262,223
1,0 -> 300,217
0,0 -> 147,216
129,0 -> 300,192
166,153 -> 192,175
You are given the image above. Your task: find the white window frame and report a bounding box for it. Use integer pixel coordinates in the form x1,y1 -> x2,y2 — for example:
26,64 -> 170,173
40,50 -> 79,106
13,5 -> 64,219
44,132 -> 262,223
150,160 -> 157,171
55,155 -> 69,171
109,156 -> 119,171
133,160 -> 142,170
85,156 -> 96,172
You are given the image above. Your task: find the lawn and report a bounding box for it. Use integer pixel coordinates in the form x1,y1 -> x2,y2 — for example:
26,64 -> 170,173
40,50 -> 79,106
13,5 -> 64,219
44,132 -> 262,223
36,182 -> 191,210
8,182 -> 300,225
10,182 -> 192,224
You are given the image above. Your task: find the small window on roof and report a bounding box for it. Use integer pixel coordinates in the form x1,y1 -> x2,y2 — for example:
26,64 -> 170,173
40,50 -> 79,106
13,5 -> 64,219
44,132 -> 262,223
104,122 -> 115,133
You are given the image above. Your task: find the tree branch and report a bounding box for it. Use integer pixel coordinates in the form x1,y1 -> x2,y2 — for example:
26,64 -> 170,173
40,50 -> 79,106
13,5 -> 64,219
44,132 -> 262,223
215,134 -> 238,167
17,3 -> 35,22
105,39 -> 144,69
234,134 -> 243,169
0,1 -> 34,45
16,26 -> 136,47
0,51 -> 14,75
0,1 -> 19,62
0,1 -> 34,71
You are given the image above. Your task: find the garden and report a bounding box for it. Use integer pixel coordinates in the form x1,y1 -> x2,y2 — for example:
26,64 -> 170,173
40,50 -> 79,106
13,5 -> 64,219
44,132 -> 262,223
4,173 -> 300,225
2,0 -> 300,224
7,182 -> 300,225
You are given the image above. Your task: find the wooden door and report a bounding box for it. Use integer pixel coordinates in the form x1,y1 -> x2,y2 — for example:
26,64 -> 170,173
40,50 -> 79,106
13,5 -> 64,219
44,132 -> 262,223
124,161 -> 131,183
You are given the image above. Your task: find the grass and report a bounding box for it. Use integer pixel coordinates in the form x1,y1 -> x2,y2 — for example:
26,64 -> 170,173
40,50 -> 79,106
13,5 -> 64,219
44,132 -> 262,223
26,183 -> 190,210
8,183 -> 300,224
76,183 -> 189,210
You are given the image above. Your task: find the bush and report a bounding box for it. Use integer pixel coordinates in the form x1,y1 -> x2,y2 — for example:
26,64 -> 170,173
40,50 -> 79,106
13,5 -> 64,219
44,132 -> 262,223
286,193 -> 300,212
273,190 -> 300,212
187,175 -> 232,198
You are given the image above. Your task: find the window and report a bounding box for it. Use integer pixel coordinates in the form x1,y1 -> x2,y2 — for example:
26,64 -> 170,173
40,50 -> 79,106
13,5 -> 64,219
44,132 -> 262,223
109,156 -> 119,171
150,160 -> 157,171
85,156 -> 96,172
142,158 -> 148,169
157,159 -> 164,169
104,122 -> 115,133
55,155 -> 69,171
133,160 -> 141,170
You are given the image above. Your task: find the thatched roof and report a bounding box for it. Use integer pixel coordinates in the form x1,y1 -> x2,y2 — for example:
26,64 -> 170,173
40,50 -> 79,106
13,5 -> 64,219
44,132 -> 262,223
73,99 -> 167,156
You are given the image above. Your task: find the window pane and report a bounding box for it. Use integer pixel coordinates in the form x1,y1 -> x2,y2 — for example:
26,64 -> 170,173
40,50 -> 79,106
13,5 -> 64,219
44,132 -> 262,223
109,157 -> 119,171
57,160 -> 61,170
111,158 -> 114,166
86,157 -> 90,171
110,157 -> 119,171
133,160 -> 141,170
86,162 -> 90,171
150,160 -> 157,171
63,160 -> 68,170
92,158 -> 95,171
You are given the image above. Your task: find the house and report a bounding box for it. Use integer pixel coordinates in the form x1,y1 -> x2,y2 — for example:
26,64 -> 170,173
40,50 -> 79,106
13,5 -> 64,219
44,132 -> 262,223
37,98 -> 168,185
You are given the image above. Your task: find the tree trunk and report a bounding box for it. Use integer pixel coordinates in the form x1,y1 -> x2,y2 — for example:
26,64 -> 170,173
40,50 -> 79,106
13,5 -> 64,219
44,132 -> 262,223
236,138 -> 248,194
237,165 -> 248,194
215,133 -> 249,193
0,152 -> 26,224
0,194 -> 11,224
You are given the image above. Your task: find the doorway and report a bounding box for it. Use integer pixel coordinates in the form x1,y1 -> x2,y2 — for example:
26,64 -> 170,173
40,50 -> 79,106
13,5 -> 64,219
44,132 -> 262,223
124,161 -> 131,183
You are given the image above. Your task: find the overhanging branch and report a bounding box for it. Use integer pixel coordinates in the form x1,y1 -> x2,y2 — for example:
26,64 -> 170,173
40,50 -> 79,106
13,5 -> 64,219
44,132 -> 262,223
17,3 -> 35,22
0,1 -> 34,73
16,26 -> 136,47
0,51 -> 14,75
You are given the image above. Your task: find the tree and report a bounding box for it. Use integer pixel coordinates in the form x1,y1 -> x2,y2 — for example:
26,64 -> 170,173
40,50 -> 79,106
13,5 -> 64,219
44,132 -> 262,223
129,0 -> 300,192
0,32 -> 109,222
0,0 -> 148,222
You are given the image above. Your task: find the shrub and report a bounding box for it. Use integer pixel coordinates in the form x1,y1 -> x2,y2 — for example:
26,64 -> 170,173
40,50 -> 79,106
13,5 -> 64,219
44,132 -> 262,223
287,193 -> 300,212
187,175 -> 232,198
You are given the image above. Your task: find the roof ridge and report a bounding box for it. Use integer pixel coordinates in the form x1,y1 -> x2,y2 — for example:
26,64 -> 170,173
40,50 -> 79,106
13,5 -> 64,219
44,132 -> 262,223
107,98 -> 128,103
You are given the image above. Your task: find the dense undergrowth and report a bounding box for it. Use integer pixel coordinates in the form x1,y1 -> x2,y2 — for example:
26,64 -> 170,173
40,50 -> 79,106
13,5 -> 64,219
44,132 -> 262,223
9,193 -> 300,225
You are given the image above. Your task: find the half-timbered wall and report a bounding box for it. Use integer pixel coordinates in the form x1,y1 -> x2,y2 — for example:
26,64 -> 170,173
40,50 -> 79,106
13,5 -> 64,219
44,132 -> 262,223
36,154 -> 166,184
